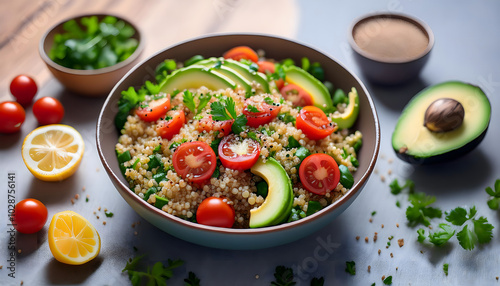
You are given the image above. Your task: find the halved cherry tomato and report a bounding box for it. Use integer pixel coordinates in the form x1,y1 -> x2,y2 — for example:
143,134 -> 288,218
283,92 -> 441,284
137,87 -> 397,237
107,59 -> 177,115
257,61 -> 284,89
32,97 -> 64,125
156,110 -> 185,140
10,75 -> 38,106
223,46 -> 259,63
296,106 -> 336,140
243,98 -> 281,128
13,198 -> 48,234
136,95 -> 171,122
218,134 -> 260,171
299,153 -> 340,195
281,84 -> 313,107
196,197 -> 235,228
172,141 -> 216,184
197,115 -> 234,136
0,101 -> 25,133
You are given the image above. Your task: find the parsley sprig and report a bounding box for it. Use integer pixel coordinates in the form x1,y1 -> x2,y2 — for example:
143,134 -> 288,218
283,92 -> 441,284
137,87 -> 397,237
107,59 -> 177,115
345,261 -> 356,275
271,265 -> 324,286
445,206 -> 494,250
184,271 -> 201,286
210,97 -> 247,134
183,91 -> 212,115
485,179 -> 500,210
406,192 -> 442,227
122,255 -> 184,286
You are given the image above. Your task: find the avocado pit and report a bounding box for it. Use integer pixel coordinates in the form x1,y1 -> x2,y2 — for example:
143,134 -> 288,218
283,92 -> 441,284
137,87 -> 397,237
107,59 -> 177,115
424,98 -> 464,133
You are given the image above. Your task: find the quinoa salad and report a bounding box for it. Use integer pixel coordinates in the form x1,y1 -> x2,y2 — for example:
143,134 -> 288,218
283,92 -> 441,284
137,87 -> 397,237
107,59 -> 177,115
115,46 -> 362,228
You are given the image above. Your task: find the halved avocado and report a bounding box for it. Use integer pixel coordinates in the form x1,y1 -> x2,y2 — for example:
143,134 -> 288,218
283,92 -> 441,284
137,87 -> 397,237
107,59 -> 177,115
284,66 -> 334,112
249,157 -> 293,228
392,81 -> 491,164
331,87 -> 359,129
159,65 -> 236,94
195,59 -> 253,93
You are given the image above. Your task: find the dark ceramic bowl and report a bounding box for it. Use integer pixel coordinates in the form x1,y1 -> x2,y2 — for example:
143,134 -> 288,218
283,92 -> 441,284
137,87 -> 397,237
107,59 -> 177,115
97,34 -> 380,249
39,14 -> 144,97
348,13 -> 434,85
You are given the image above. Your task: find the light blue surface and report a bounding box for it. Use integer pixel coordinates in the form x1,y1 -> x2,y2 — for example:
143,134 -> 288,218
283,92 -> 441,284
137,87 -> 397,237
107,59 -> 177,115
1,0 -> 499,285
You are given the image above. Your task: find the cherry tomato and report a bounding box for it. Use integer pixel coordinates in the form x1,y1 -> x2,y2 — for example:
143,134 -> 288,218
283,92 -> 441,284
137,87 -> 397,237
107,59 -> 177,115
32,97 -> 64,125
281,84 -> 313,107
223,46 -> 259,63
10,75 -> 38,106
257,61 -> 284,89
197,115 -> 234,136
196,197 -> 235,228
156,110 -> 185,140
296,106 -> 336,140
299,153 -> 340,195
243,98 -> 281,128
136,95 -> 171,122
218,134 -> 260,171
172,141 -> 216,184
0,101 -> 25,133
13,198 -> 48,234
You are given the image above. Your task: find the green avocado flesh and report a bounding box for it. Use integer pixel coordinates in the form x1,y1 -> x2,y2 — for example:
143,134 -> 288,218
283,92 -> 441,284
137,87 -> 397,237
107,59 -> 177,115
284,65 -> 334,112
392,81 -> 491,164
249,157 -> 293,228
198,57 -> 270,93
160,65 -> 236,94
331,87 -> 359,129
195,59 -> 252,93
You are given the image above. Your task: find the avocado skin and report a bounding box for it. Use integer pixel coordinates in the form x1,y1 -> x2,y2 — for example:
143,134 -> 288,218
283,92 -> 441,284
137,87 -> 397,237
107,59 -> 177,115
395,127 -> 488,165
392,81 -> 491,165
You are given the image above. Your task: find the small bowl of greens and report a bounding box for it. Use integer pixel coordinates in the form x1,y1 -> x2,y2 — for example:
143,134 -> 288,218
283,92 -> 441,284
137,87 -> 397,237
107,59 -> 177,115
39,14 -> 144,97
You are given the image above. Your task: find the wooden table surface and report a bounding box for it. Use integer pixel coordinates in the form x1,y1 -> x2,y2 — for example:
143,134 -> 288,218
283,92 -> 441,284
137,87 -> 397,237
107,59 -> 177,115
0,0 -> 297,102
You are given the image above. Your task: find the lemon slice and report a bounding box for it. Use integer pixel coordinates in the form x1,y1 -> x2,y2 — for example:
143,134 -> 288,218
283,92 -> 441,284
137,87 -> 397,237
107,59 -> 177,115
22,124 -> 84,181
48,211 -> 101,265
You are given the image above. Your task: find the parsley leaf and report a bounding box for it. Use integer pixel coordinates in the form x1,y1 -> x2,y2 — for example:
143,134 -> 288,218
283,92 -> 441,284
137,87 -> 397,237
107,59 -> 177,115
456,225 -> 476,251
122,255 -> 184,286
383,276 -> 393,285
486,179 -> 500,210
105,211 -> 114,218
345,261 -> 356,275
184,271 -> 201,286
210,101 -> 232,121
443,263 -> 449,276
264,97 -> 274,105
473,216 -> 494,243
428,223 -> 455,246
406,192 -> 442,226
183,91 -> 196,114
271,265 -> 296,286
445,206 -> 469,226
210,97 -> 245,133
232,115 -> 248,134
417,228 -> 426,243
446,206 -> 494,250
247,104 -> 260,113
389,179 -> 415,195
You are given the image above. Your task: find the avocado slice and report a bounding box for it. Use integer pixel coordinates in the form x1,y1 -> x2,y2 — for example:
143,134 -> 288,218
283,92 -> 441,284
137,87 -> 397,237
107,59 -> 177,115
249,157 -> 293,228
159,65 -> 236,94
331,88 -> 360,129
195,59 -> 253,94
392,81 -> 491,164
198,57 -> 270,93
284,65 -> 334,112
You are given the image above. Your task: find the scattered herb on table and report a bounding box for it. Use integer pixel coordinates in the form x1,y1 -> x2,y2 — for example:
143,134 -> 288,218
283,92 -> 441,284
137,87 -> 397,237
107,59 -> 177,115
443,263 -> 449,276
445,206 -> 494,250
345,261 -> 356,275
105,211 -> 114,218
389,178 -> 415,195
383,275 -> 393,285
122,255 -> 184,286
184,271 -> 201,286
485,179 -> 500,210
406,192 -> 442,227
271,265 -> 295,286
427,223 -> 455,246
371,211 -> 377,216
50,16 -> 138,70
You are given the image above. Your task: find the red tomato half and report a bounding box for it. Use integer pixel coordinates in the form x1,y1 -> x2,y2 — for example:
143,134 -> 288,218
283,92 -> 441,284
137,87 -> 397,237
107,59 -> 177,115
32,97 -> 64,125
296,106 -> 336,140
281,84 -> 313,107
197,115 -> 234,136
10,75 -> 38,106
223,46 -> 259,63
299,154 -> 340,195
13,198 -> 48,234
257,61 -> 284,90
218,134 -> 260,171
196,197 -> 235,228
243,98 -> 281,128
156,110 -> 185,140
172,141 -> 216,184
136,95 -> 171,122
0,101 -> 25,133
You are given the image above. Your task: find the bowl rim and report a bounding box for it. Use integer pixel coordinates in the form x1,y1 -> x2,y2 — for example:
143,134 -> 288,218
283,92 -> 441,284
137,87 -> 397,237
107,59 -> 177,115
39,13 -> 145,75
348,12 -> 435,64
97,32 -> 380,236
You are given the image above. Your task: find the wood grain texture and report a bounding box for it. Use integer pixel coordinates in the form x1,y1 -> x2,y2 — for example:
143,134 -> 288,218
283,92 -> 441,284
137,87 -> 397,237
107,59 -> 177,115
0,0 -> 298,102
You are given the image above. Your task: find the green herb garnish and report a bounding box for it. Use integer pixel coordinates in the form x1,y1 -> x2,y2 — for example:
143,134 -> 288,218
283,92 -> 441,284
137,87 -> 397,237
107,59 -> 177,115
210,97 -> 247,134
406,192 -> 442,226
271,265 -> 296,286
105,211 -> 114,218
345,261 -> 356,275
247,105 -> 260,113
183,91 -> 212,115
339,165 -> 354,189
184,271 -> 201,286
443,263 -> 449,276
445,206 -> 494,250
486,179 -> 500,210
383,276 -> 393,285
428,223 -> 455,246
122,255 -> 183,286
389,179 -> 415,195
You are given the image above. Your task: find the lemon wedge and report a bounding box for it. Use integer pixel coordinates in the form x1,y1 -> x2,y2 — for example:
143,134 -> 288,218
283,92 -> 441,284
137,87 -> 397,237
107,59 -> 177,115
48,211 -> 100,265
22,124 -> 84,181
